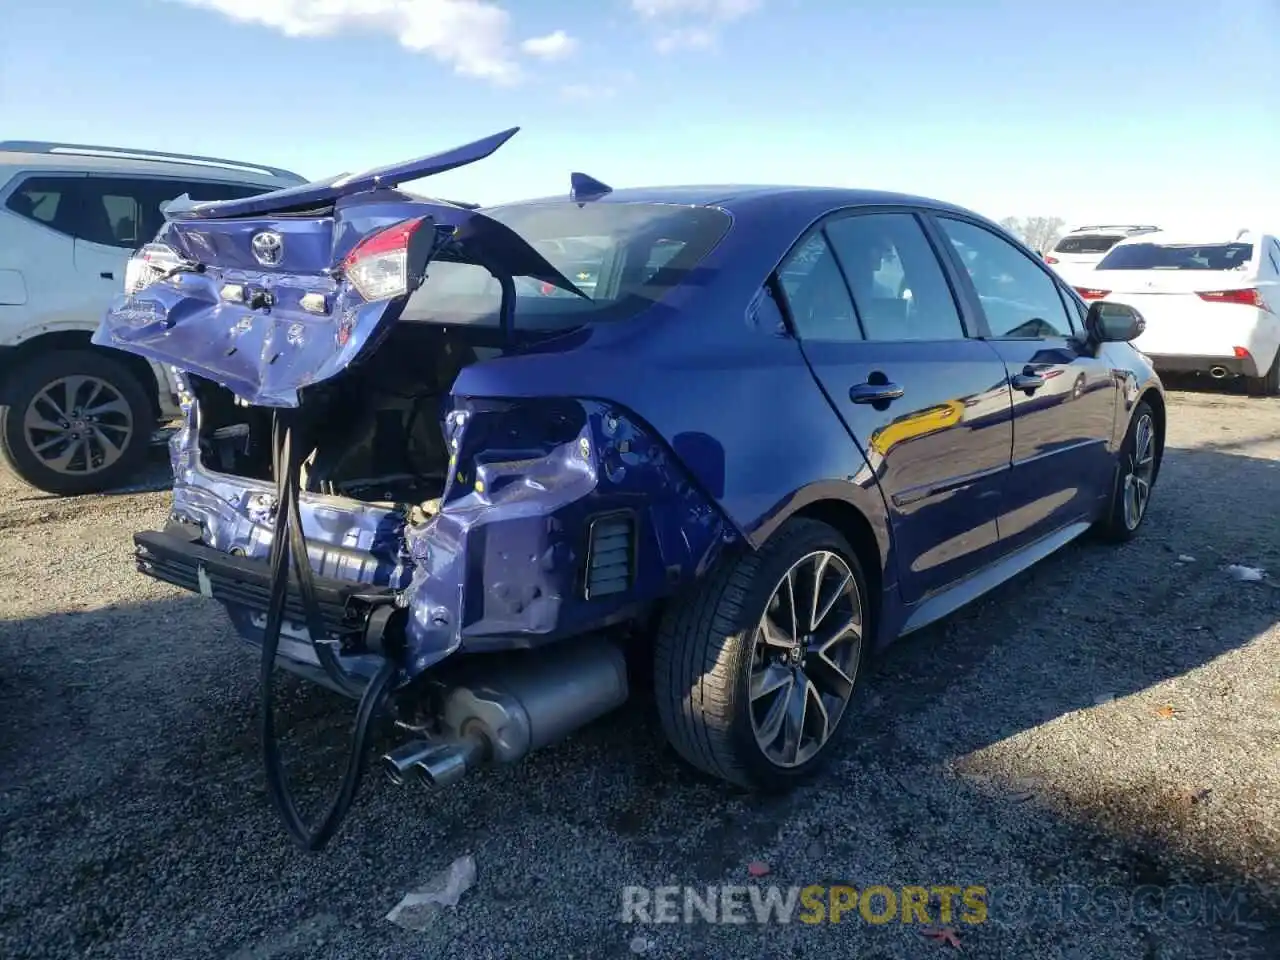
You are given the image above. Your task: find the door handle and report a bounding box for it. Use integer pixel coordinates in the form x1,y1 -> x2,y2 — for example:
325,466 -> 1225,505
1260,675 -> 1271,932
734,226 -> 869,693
1011,367 -> 1045,392
99,271 -> 114,280
849,381 -> 905,404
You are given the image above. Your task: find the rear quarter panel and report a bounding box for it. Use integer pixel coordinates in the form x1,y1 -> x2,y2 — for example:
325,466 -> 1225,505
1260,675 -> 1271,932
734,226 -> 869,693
451,219 -> 895,575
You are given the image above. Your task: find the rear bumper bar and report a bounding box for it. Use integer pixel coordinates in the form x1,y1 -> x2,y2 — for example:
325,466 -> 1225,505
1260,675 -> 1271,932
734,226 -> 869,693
133,525 -> 397,641
1145,353 -> 1260,378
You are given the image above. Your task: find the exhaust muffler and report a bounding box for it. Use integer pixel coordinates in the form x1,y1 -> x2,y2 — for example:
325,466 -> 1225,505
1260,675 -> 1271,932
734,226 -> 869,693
1209,366 -> 1229,379
381,637 -> 629,788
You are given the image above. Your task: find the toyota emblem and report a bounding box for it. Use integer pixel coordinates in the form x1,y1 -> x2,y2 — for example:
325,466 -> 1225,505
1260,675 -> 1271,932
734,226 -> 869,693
251,230 -> 284,266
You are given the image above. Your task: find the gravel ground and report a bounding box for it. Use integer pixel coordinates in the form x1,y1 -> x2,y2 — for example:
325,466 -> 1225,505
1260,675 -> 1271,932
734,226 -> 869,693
1,384 -> 1278,960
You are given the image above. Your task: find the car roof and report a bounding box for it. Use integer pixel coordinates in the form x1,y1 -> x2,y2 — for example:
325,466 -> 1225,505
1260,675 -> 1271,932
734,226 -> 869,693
488,183 -> 985,223
1063,224 -> 1159,236
0,141 -> 304,189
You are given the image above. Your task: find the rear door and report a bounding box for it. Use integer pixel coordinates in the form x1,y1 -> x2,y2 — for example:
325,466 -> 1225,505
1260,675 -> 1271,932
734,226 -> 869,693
0,173 -> 90,328
777,208 -> 1013,603
69,177 -> 169,294
931,215 -> 1119,552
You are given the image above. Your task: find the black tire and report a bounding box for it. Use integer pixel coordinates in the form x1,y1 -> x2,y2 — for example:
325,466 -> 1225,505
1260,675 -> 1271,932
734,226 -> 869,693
0,349 -> 152,496
654,517 -> 869,790
1095,399 -> 1160,543
1245,351 -> 1279,397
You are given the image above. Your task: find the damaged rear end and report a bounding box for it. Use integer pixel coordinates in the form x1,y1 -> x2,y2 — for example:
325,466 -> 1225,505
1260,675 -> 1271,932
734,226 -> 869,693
95,129 -> 735,845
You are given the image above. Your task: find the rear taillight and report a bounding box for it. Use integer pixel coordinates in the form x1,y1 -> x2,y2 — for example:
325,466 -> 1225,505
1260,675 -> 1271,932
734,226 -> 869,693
1233,346 -> 1252,360
341,217 -> 428,302
1045,256 -> 1059,264
124,242 -> 188,295
1196,288 -> 1271,312
1075,287 -> 1110,301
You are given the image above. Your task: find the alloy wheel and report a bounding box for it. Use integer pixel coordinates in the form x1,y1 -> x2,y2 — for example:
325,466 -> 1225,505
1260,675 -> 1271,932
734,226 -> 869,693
1122,413 -> 1156,530
749,550 -> 862,768
22,375 -> 134,477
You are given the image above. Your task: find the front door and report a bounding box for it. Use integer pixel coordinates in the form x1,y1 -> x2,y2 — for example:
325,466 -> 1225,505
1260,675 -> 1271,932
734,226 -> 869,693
776,209 -> 1014,603
931,216 -> 1119,553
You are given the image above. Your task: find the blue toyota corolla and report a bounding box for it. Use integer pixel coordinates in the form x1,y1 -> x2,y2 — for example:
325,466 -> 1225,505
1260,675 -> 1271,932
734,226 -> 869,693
96,128 -> 1164,848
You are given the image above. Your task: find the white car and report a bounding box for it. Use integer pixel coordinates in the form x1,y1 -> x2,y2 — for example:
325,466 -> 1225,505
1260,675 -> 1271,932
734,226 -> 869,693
1074,229 -> 1280,396
0,141 -> 304,494
1044,224 -> 1160,285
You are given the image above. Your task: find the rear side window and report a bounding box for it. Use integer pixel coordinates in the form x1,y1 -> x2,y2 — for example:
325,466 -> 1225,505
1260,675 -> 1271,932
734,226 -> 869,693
401,202 -> 732,331
1097,242 -> 1253,271
1052,234 -> 1122,255
824,213 -> 965,341
776,233 -> 860,342
5,176 -> 75,233
938,217 -> 1076,338
4,175 -> 272,248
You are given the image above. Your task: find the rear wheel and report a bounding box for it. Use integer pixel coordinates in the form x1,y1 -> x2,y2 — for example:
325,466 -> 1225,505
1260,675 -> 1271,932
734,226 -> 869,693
1245,351 -> 1280,397
654,518 -> 868,789
0,349 -> 152,495
1095,399 -> 1160,543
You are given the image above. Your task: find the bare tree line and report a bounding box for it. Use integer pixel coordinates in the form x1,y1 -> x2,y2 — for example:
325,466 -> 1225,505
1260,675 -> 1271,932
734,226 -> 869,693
999,216 -> 1066,255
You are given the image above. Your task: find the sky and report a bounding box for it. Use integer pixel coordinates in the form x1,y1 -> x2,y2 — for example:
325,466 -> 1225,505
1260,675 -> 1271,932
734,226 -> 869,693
1,0 -> 1277,232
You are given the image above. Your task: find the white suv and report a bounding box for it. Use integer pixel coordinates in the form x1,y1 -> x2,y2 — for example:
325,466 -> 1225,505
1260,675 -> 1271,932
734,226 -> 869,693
1044,224 -> 1160,284
0,141 -> 304,495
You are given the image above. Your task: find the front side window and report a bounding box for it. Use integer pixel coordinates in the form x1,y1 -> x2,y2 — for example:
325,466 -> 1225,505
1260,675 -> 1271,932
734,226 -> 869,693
825,213 -> 965,341
399,201 -> 731,331
938,217 -> 1076,338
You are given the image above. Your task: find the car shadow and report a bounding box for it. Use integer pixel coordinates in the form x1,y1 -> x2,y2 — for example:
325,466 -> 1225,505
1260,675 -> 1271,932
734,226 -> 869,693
0,446 -> 1277,957
1158,371 -> 1259,398
0,444 -> 174,501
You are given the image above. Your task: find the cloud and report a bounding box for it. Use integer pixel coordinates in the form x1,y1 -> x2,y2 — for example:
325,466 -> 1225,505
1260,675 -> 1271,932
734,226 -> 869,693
173,0 -> 573,84
631,0 -> 761,17
629,0 -> 762,52
560,83 -> 617,101
521,29 -> 577,60
653,26 -> 716,52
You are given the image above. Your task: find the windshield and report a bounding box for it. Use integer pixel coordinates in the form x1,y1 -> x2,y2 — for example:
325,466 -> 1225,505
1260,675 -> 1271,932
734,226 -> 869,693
1053,234 -> 1123,255
399,201 -> 732,330
1097,242 -> 1254,271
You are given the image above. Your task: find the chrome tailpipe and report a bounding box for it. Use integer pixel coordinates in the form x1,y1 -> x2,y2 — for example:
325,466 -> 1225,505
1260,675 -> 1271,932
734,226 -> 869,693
410,735 -> 486,788
1209,366 -> 1229,379
381,637 -> 629,790
382,740 -> 446,786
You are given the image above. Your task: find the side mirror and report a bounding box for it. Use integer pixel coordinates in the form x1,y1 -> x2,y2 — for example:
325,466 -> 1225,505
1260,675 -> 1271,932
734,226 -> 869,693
1086,301 -> 1146,343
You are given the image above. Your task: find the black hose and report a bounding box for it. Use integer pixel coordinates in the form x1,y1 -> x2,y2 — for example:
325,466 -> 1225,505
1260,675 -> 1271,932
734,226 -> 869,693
259,410 -> 396,851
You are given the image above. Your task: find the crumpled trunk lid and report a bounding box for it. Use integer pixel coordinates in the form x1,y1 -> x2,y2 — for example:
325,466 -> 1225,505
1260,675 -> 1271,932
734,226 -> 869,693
92,127 -> 581,407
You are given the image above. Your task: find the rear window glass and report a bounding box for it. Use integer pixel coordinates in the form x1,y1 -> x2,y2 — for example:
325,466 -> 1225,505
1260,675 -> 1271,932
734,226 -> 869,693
1097,242 -> 1253,271
399,202 -> 731,330
1053,234 -> 1123,255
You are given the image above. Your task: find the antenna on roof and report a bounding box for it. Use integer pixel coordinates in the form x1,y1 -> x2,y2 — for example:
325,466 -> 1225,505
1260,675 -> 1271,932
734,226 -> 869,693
570,172 -> 612,205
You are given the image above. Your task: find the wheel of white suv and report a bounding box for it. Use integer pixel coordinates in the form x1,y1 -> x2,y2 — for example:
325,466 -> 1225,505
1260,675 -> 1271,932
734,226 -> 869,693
654,517 -> 868,790
0,349 -> 152,495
